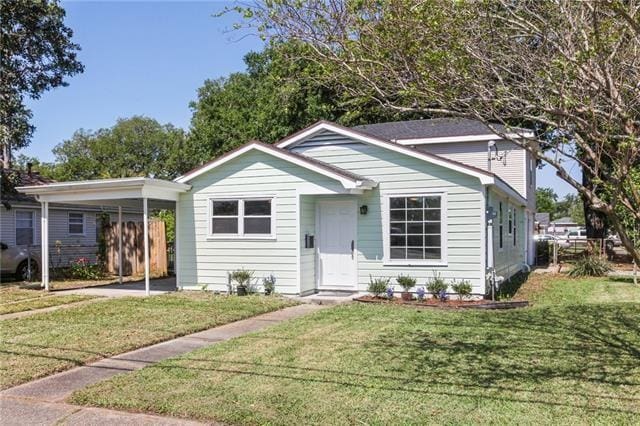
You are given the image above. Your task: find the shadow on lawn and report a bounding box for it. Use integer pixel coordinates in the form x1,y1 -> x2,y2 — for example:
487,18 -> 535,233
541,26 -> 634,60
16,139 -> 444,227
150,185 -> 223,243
139,303 -> 640,416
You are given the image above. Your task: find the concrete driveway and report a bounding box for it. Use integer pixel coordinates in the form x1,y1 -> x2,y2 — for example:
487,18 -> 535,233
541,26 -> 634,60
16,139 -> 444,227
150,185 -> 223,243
56,277 -> 177,297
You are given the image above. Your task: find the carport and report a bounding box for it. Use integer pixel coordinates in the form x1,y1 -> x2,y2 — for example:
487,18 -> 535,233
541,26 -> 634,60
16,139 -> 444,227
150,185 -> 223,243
17,177 -> 191,295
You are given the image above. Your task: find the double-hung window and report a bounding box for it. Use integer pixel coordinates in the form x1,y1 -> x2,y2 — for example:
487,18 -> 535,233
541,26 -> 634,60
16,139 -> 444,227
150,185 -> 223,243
68,212 -> 85,235
210,198 -> 274,238
16,210 -> 35,246
388,194 -> 444,263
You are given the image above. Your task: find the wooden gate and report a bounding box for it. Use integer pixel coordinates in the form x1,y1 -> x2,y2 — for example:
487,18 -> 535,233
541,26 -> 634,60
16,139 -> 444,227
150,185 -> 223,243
104,220 -> 167,277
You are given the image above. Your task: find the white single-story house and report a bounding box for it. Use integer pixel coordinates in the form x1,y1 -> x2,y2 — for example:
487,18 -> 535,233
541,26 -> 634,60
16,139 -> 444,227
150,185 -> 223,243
19,118 -> 536,296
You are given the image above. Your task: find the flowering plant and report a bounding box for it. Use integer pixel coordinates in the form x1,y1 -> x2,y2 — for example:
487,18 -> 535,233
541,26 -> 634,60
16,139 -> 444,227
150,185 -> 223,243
262,274 -> 276,295
416,287 -> 426,301
386,285 -> 395,299
69,257 -> 103,280
438,289 -> 449,302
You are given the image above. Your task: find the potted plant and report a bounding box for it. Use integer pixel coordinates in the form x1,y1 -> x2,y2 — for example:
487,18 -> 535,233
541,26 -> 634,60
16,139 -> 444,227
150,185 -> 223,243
230,268 -> 253,296
263,274 -> 276,295
416,286 -> 426,302
396,274 -> 416,301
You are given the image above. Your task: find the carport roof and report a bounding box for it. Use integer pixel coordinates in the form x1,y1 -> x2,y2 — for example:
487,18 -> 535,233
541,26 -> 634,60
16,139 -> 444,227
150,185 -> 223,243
17,177 -> 191,207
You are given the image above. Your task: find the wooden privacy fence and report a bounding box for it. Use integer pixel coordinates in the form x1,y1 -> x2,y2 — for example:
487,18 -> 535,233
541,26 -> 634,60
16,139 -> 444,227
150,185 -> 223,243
104,220 -> 167,277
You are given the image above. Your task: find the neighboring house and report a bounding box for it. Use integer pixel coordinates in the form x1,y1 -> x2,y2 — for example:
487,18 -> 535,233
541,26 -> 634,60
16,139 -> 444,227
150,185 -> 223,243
534,212 -> 551,233
1,169 -> 139,277
174,118 -> 535,296
548,216 -> 581,235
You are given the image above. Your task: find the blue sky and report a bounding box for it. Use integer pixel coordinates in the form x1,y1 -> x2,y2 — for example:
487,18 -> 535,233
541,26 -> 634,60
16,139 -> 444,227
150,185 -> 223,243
21,1 -> 577,197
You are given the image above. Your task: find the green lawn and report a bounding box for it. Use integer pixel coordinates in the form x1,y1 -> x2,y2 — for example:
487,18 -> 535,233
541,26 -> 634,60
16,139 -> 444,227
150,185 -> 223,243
513,274 -> 640,306
0,293 -> 296,389
0,294 -> 97,315
71,276 -> 640,425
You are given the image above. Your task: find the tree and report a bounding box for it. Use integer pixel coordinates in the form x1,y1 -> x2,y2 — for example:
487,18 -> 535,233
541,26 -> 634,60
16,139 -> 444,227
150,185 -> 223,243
555,195 -> 586,226
1,0 -> 84,168
535,188 -> 557,218
235,0 -> 640,264
52,116 -> 197,181
189,42 -> 408,161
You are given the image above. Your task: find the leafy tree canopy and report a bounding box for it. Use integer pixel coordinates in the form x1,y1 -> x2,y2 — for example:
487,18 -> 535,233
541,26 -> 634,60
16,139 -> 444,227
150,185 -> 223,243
1,0 -> 84,166
51,116 -> 198,181
188,41 -> 410,161
535,188 -> 558,218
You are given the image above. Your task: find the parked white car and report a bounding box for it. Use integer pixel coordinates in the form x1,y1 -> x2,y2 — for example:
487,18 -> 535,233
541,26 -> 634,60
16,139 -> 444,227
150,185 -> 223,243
558,229 -> 587,248
534,234 -> 556,242
0,243 -> 40,281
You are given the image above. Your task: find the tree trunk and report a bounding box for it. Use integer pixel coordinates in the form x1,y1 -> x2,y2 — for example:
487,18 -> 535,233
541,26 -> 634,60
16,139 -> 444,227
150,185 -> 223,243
1,142 -> 11,169
606,210 -> 640,267
582,158 -> 607,239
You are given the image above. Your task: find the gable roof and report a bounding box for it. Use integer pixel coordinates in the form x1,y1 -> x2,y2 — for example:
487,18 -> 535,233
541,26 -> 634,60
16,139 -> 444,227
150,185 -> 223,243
277,120 -> 496,184
276,120 -> 527,205
175,140 -> 376,190
354,118 -> 533,144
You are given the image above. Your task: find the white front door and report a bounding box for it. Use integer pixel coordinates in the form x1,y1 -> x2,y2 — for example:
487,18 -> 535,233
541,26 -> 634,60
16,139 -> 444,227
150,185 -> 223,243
317,200 -> 357,289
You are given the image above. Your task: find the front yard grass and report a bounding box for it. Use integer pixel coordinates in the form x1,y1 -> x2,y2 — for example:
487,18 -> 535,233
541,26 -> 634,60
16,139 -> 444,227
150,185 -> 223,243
0,293 -> 296,389
513,274 -> 640,305
0,293 -> 97,315
71,276 -> 640,424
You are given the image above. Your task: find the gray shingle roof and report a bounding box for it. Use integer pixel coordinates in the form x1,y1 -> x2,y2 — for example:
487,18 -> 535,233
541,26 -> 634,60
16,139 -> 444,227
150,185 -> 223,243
354,118 -> 514,140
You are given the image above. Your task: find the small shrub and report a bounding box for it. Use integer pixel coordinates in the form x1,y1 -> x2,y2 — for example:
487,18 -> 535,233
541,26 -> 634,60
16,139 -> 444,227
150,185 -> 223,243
230,268 -> 254,287
416,286 -> 426,301
262,274 -> 276,295
426,272 -> 448,298
368,276 -> 390,298
199,283 -> 209,292
386,285 -> 395,299
396,274 -> 417,292
451,279 -> 473,300
568,255 -> 612,277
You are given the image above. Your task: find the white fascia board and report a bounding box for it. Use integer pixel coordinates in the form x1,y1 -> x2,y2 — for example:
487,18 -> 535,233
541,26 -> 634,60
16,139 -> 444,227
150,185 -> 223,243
276,122 -> 494,184
175,142 -> 372,190
394,133 -> 534,145
493,180 -> 527,206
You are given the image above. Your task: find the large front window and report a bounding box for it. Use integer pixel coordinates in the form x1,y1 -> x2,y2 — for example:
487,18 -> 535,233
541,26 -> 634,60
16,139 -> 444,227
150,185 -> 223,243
210,198 -> 273,237
389,195 -> 443,261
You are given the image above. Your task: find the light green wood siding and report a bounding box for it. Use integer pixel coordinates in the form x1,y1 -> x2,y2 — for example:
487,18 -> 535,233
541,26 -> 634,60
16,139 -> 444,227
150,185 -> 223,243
487,187 -> 526,280
293,132 -> 487,293
177,149 -> 344,294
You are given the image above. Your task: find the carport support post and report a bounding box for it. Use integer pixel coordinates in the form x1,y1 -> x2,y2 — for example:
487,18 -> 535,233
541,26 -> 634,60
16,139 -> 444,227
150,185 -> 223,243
118,206 -> 123,284
143,197 -> 150,296
40,201 -> 49,291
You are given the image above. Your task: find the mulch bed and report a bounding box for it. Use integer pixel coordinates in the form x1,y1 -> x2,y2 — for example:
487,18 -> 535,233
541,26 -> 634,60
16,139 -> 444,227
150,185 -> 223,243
354,295 -> 529,310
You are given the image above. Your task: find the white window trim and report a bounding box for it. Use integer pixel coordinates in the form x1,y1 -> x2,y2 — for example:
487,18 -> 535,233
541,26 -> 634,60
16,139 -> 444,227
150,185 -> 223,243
68,212 -> 86,236
207,196 -> 276,240
381,191 -> 448,266
15,210 -> 36,246
507,205 -> 513,236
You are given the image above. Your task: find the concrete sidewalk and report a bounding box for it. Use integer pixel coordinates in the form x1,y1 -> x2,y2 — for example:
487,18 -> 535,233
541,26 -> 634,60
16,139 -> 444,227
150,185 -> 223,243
0,303 -> 325,425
